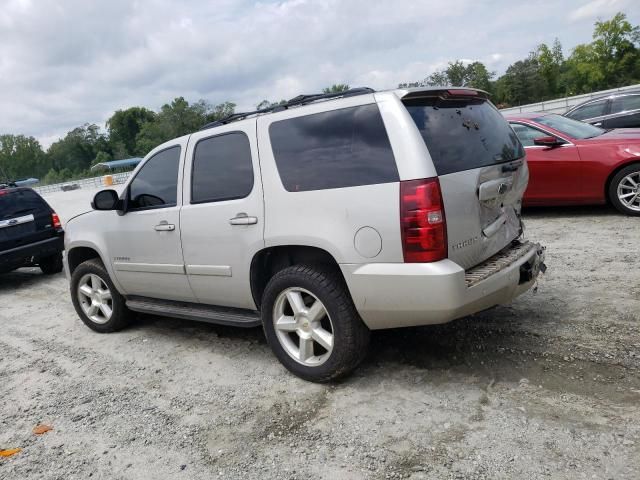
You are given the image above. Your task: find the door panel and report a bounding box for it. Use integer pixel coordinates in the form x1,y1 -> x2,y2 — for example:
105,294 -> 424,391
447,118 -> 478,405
180,122 -> 264,309
524,145 -> 582,204
108,206 -> 195,301
107,140 -> 196,302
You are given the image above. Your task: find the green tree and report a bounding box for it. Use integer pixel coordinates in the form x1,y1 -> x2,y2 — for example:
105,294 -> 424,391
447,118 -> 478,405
322,84 -> 350,93
402,61 -> 494,91
106,107 -> 156,157
47,124 -> 110,173
0,134 -> 49,180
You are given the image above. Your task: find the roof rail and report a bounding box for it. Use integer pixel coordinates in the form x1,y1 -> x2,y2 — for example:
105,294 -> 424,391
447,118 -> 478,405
200,87 -> 375,131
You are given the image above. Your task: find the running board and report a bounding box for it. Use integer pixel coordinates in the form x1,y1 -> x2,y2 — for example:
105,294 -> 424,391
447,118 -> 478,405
126,296 -> 262,328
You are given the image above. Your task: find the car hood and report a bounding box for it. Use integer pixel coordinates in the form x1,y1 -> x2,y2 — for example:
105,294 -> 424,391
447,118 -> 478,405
576,128 -> 640,145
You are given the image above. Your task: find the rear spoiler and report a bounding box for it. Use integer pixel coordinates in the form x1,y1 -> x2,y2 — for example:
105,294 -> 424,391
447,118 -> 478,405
402,88 -> 490,101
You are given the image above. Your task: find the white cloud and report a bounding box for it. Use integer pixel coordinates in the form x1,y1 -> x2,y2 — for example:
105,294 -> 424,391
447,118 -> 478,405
569,0 -> 633,22
0,0 -> 637,148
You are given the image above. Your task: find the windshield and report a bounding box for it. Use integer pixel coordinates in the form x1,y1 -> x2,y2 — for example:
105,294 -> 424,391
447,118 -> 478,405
404,96 -> 524,175
534,114 -> 605,139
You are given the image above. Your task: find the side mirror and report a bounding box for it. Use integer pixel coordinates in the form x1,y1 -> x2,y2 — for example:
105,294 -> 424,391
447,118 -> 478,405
92,189 -> 120,210
533,136 -> 563,147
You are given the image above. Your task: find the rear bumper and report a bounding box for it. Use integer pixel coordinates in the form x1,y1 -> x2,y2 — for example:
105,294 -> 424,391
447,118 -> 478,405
341,241 -> 545,330
0,235 -> 64,273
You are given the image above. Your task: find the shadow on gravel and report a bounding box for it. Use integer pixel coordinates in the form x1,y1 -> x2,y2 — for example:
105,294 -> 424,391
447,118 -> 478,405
522,204 -> 618,218
0,268 -> 61,290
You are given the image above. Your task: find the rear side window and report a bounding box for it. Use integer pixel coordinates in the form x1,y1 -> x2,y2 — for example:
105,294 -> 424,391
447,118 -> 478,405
611,95 -> 640,114
269,104 -> 399,192
191,132 -> 254,203
404,97 -> 524,175
0,189 -> 48,220
567,100 -> 607,120
129,146 -> 180,210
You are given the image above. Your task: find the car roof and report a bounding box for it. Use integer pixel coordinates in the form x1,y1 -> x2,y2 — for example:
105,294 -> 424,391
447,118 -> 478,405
567,90 -> 640,112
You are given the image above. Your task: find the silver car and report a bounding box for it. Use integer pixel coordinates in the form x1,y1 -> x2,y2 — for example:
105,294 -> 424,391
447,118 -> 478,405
64,87 -> 546,382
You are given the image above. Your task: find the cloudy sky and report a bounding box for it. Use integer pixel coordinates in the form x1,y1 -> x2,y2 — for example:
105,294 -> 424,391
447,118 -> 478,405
1,0 -> 638,148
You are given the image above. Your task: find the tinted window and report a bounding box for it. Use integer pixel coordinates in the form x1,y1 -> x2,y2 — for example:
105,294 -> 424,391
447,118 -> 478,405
129,146 -> 180,210
0,189 -> 48,220
533,114 -> 605,139
269,104 -> 398,192
192,132 -> 254,203
567,100 -> 607,120
611,95 -> 640,114
405,97 -> 524,175
510,123 -> 548,147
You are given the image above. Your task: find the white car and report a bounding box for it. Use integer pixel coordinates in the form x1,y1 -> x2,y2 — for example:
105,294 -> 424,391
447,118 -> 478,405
64,87 -> 545,382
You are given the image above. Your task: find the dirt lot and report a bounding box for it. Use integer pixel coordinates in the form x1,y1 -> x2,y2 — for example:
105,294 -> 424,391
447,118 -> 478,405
1,189 -> 639,479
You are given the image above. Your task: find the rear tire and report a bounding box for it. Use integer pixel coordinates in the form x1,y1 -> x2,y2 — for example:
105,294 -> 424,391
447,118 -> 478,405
261,264 -> 370,382
609,164 -> 640,216
39,252 -> 63,274
70,258 -> 132,333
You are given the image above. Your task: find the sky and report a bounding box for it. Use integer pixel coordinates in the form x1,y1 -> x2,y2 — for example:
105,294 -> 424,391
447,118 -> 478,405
1,0 -> 638,149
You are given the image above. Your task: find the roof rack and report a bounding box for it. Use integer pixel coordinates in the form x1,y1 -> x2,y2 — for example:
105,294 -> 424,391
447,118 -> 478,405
200,87 -> 375,131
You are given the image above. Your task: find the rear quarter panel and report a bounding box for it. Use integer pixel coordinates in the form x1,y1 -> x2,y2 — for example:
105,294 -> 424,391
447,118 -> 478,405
256,94 -> 409,264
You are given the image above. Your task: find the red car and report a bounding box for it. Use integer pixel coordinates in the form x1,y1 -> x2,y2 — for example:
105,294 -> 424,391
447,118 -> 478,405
505,113 -> 640,215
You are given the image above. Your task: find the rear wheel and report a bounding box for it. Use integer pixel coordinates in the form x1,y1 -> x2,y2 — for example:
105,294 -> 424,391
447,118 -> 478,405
39,252 -> 63,274
609,164 -> 640,216
70,258 -> 132,332
261,265 -> 370,382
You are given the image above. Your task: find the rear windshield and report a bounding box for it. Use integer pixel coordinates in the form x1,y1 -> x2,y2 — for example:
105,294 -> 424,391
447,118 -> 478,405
404,97 -> 524,175
0,189 -> 49,221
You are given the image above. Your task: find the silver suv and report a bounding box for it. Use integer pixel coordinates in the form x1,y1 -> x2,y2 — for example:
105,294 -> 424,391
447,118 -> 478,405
64,87 -> 546,382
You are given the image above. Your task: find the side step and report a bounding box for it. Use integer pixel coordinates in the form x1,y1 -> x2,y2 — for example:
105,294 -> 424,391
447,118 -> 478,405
126,296 -> 262,328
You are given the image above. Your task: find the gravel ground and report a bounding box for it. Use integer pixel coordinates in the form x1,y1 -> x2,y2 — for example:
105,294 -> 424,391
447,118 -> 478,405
1,189 -> 639,479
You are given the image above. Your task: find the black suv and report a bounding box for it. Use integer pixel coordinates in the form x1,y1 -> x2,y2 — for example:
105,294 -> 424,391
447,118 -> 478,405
564,91 -> 640,129
0,185 -> 64,274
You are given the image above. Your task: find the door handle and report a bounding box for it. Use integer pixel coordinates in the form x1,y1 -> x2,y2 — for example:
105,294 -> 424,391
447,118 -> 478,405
593,122 -> 602,126
229,213 -> 258,225
154,223 -> 175,231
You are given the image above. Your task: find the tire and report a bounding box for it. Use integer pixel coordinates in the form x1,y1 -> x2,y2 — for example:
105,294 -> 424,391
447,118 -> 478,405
608,164 -> 640,216
70,258 -> 132,333
261,264 -> 370,382
39,252 -> 63,274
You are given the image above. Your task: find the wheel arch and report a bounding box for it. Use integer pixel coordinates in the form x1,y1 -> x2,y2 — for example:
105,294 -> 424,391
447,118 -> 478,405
604,160 -> 640,203
250,245 -> 344,310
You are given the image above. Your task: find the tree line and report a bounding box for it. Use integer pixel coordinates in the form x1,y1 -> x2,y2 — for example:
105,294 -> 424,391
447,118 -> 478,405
0,12 -> 638,184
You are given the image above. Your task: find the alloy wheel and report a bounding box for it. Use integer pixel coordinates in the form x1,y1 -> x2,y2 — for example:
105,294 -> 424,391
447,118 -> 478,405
617,171 -> 640,212
77,273 -> 113,324
272,287 -> 334,367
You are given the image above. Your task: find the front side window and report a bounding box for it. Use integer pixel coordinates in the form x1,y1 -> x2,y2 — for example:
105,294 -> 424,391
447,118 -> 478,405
269,104 -> 399,192
129,146 -> 181,210
567,100 -> 607,120
611,95 -> 640,114
510,123 -> 549,147
191,132 -> 254,203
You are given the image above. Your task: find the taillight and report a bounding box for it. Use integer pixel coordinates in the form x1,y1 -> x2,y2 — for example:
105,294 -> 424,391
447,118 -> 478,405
51,212 -> 62,229
400,178 -> 447,263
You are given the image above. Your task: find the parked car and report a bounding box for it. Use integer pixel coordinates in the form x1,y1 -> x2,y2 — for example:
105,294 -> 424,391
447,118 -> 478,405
0,186 -> 64,274
64,87 -> 545,382
564,91 -> 640,129
505,113 -> 640,215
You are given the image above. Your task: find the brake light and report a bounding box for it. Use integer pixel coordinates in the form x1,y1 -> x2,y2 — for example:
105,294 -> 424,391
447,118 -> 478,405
446,89 -> 478,96
51,212 -> 62,229
400,178 -> 447,263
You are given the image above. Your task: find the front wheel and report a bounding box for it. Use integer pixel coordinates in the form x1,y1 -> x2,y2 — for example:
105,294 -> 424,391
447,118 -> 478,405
609,164 -> 640,216
261,265 -> 370,382
70,258 -> 132,333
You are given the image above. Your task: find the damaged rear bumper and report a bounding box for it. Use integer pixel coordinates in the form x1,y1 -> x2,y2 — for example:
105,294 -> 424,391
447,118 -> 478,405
341,240 -> 546,330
